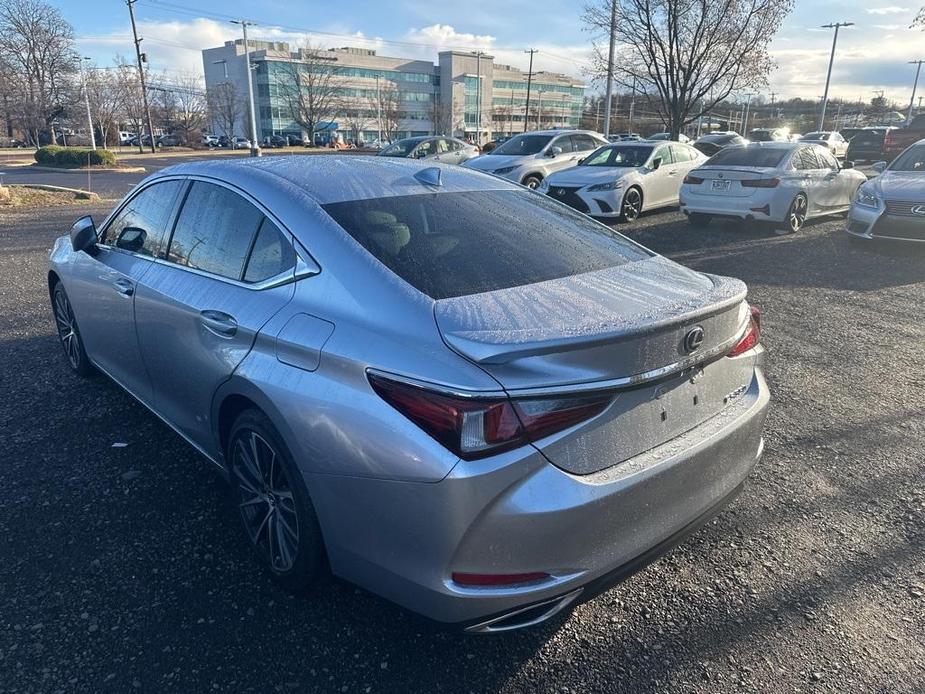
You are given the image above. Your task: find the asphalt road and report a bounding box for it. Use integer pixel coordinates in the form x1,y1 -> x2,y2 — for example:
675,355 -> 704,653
1,202 -> 923,693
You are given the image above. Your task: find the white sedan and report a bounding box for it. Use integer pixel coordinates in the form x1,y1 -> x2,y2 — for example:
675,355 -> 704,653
538,141 -> 707,222
679,142 -> 867,233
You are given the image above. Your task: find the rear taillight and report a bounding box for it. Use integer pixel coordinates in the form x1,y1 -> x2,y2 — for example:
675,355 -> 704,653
740,177 -> 780,188
368,373 -> 611,459
728,306 -> 761,357
683,174 -> 704,184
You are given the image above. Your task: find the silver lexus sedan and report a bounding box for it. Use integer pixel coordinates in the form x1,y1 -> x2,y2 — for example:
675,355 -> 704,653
48,156 -> 769,632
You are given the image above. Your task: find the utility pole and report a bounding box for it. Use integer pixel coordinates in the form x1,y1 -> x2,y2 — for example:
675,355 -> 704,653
742,93 -> 755,133
818,22 -> 854,131
628,77 -> 636,132
231,20 -> 261,157
769,91 -> 776,125
126,0 -> 156,153
79,57 -> 96,150
602,0 -> 617,137
523,49 -> 537,133
475,51 -> 484,145
907,60 -> 924,124
537,90 -> 545,129
509,89 -> 515,137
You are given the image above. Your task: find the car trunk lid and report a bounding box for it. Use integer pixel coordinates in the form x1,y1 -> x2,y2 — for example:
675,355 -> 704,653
433,257 -> 755,474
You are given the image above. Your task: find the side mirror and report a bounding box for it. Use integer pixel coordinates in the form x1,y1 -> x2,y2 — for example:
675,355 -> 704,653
650,157 -> 663,170
577,158 -> 585,165
69,216 -> 97,254
116,226 -> 147,253
872,161 -> 887,173
547,146 -> 563,158
841,160 -> 854,170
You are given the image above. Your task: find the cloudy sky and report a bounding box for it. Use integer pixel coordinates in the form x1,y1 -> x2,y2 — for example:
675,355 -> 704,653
63,0 -> 924,106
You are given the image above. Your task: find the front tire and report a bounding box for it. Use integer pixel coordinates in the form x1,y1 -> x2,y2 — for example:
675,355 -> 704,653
228,409 -> 326,591
51,282 -> 94,377
620,187 -> 643,223
522,174 -> 542,190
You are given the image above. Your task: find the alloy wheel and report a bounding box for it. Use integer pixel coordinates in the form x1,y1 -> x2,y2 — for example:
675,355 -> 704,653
53,288 -> 81,370
788,195 -> 807,233
622,189 -> 642,222
232,430 -> 300,573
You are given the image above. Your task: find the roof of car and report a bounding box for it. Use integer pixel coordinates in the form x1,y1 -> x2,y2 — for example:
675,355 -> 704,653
516,129 -> 602,137
150,155 -> 520,205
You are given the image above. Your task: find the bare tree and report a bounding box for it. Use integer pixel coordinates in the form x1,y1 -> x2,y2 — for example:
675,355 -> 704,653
83,64 -> 123,146
341,108 -> 370,145
0,0 -> 77,145
914,7 -> 924,28
430,98 -> 457,136
207,81 -> 240,139
583,0 -> 794,139
276,45 -> 342,145
114,56 -> 148,151
375,83 -> 403,143
168,74 -> 206,142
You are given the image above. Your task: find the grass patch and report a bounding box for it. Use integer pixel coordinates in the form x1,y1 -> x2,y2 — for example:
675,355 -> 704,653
0,186 -> 100,208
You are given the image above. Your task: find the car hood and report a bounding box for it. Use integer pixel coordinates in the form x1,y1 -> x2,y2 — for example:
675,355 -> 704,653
464,154 -> 529,172
547,166 -> 640,187
870,171 -> 925,198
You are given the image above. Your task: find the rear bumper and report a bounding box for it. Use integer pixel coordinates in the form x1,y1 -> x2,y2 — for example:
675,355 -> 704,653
679,189 -> 783,222
306,367 -> 770,629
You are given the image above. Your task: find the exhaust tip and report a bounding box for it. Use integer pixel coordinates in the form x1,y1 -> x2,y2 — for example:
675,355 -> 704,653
463,588 -> 583,634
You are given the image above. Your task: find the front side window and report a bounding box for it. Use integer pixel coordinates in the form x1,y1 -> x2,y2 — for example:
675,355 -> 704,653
167,182 -> 263,280
652,145 -> 672,165
380,139 -> 418,157
890,144 -> 925,172
799,147 -> 822,170
570,134 -> 597,151
322,190 -> 651,300
816,148 -> 839,170
103,179 -> 185,256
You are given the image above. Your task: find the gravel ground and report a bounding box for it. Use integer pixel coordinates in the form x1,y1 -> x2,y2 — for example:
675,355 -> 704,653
1,203 -> 923,693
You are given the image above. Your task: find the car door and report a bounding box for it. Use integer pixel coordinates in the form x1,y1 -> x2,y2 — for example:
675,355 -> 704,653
645,144 -> 676,208
667,144 -> 699,205
66,179 -> 186,405
541,135 -> 576,174
433,138 -> 453,163
811,146 -> 844,211
132,180 -> 298,451
570,134 -> 600,165
796,147 -> 828,215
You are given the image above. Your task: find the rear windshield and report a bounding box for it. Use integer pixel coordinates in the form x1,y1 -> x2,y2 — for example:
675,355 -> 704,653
705,146 -> 788,168
322,190 -> 652,299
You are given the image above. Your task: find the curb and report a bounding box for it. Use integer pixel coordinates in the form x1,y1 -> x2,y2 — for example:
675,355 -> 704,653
25,164 -> 146,174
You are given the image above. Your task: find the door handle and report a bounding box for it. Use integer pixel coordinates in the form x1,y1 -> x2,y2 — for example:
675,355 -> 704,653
200,310 -> 238,337
112,278 -> 134,297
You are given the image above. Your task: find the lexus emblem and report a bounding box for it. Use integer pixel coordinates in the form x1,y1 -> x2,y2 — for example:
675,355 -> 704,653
912,204 -> 925,216
684,327 -> 705,354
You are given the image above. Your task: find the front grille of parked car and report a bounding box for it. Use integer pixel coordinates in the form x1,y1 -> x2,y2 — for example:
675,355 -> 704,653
872,216 -> 925,240
547,187 -> 589,213
884,200 -> 925,217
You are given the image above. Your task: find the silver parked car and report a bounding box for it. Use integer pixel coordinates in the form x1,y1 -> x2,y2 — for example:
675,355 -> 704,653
846,139 -> 925,242
462,129 -> 609,189
679,142 -> 867,232
378,136 -> 479,164
49,156 -> 769,632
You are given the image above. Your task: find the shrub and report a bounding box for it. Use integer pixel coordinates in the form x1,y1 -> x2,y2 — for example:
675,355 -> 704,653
34,146 -> 117,168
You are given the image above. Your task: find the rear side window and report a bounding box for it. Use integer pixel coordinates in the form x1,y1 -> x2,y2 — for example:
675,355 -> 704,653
104,180 -> 184,256
167,182 -> 262,280
322,190 -> 651,300
244,218 -> 297,283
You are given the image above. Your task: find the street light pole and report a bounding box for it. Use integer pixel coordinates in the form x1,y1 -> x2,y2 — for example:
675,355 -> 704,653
602,0 -> 617,137
742,92 -> 755,134
907,60 -> 924,124
475,51 -> 484,145
523,49 -> 537,133
79,57 -> 96,150
818,21 -> 854,131
231,19 -> 261,157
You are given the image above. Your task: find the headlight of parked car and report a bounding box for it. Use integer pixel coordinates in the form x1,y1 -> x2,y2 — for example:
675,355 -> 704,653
493,165 -> 518,175
586,180 -> 625,192
855,186 -> 880,209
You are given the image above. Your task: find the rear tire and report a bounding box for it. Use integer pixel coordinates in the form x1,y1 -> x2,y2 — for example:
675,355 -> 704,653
227,409 -> 326,592
780,193 -> 808,234
51,282 -> 94,377
687,212 -> 712,227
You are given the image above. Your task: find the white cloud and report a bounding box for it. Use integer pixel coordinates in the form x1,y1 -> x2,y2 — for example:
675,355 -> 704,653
865,6 -> 911,15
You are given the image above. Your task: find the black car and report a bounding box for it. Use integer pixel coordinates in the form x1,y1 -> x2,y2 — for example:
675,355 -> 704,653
694,132 -> 747,157
285,134 -> 305,147
156,134 -> 183,147
846,128 -> 894,163
747,128 -> 789,142
263,135 -> 289,148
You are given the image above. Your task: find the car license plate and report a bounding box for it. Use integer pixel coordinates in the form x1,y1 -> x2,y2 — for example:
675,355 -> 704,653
711,180 -> 731,192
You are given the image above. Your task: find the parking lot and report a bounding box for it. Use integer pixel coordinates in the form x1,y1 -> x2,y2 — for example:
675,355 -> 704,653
1,193 -> 924,692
